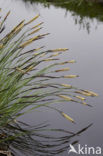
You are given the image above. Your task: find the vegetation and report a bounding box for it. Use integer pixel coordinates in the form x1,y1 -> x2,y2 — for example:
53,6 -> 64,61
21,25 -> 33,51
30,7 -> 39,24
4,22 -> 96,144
0,9 -> 97,155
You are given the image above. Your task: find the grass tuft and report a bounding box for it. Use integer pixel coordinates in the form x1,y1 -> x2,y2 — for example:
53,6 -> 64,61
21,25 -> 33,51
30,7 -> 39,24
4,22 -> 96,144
0,10 -> 97,155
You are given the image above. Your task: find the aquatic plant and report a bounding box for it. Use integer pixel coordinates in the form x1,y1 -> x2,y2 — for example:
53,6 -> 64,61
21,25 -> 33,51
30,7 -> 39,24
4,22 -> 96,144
0,10 -> 97,155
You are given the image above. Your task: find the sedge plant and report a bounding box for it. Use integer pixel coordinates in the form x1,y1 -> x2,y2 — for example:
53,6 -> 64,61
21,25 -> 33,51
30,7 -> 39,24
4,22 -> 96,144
0,10 -> 98,155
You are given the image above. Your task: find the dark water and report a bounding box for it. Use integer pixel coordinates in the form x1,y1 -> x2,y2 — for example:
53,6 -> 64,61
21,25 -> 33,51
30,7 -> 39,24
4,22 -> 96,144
1,0 -> 103,155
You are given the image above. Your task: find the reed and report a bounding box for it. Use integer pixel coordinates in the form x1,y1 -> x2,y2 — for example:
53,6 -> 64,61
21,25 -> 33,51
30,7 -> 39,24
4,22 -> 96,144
0,10 -> 97,155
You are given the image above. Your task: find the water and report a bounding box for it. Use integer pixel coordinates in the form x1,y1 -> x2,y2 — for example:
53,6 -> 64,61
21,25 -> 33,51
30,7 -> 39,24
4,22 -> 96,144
1,0 -> 103,155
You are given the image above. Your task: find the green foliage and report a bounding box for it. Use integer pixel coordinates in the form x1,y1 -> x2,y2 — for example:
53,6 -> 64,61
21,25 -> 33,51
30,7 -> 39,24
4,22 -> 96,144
0,10 -> 97,155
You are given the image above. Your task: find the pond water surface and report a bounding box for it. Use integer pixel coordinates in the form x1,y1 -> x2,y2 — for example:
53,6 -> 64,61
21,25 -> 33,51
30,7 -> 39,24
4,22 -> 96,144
1,0 -> 103,155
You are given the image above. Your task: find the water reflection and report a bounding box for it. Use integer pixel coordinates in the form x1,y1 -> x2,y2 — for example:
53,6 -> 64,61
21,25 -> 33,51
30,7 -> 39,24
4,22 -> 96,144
22,0 -> 103,33
0,122 -> 92,156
